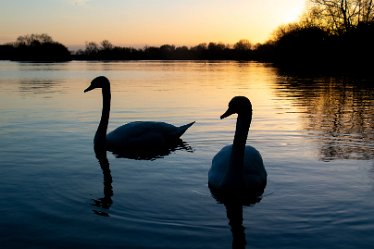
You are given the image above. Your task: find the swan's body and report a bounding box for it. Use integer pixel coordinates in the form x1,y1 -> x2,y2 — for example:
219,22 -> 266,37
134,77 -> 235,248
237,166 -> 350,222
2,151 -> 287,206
210,145 -> 266,190
106,121 -> 194,150
208,96 -> 267,193
84,76 -> 194,154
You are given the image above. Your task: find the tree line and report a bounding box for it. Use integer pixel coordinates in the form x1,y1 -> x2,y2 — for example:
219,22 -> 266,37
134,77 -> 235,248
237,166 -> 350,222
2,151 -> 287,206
73,39 -> 253,60
0,34 -> 71,61
1,0 -> 373,72
0,36 -> 254,61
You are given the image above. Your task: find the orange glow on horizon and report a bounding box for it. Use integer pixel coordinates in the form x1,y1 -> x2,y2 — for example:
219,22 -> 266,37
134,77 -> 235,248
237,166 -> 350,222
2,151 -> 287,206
0,1 -> 307,49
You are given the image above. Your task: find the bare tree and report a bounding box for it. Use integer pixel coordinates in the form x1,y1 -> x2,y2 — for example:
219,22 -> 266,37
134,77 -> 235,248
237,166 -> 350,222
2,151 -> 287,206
308,0 -> 374,33
15,33 -> 54,46
271,23 -> 303,41
100,40 -> 113,50
233,39 -> 252,51
85,41 -> 99,54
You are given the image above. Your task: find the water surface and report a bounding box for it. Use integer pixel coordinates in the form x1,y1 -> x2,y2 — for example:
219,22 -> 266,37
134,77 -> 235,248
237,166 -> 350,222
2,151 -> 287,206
0,61 -> 373,249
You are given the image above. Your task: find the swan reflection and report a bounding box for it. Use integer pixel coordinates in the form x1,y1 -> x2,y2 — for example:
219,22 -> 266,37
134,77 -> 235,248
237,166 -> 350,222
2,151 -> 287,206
90,137 -> 192,216
111,138 -> 193,160
92,145 -> 113,216
210,187 -> 264,249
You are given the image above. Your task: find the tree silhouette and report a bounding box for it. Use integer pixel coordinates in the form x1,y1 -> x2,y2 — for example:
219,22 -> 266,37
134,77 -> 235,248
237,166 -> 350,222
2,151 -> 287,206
11,33 -> 71,61
100,40 -> 113,50
15,33 -> 54,46
233,39 -> 252,60
307,0 -> 374,34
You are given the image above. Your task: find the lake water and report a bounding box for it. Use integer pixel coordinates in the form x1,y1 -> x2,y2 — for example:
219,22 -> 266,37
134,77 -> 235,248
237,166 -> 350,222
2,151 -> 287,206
0,61 -> 373,249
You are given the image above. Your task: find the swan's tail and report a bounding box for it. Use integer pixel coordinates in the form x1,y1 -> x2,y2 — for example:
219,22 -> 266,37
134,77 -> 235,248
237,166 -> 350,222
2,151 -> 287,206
175,121 -> 195,138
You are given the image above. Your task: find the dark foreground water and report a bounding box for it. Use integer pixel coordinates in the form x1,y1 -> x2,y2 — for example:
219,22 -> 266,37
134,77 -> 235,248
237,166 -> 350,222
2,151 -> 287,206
0,61 -> 373,249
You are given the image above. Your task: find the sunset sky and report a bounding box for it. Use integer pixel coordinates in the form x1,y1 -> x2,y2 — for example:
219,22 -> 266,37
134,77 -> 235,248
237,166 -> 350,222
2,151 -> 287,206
0,0 -> 307,49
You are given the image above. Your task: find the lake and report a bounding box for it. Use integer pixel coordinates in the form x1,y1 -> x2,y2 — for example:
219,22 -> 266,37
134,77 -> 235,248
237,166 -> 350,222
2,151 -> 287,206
0,61 -> 373,249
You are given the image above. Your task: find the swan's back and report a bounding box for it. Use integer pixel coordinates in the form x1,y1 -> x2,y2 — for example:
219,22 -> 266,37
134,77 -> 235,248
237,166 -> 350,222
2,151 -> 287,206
106,121 -> 194,150
209,145 -> 267,191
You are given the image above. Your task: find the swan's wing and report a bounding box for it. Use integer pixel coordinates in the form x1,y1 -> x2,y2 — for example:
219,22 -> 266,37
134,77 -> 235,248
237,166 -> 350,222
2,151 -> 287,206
209,145 -> 267,190
243,146 -> 266,176
106,121 -> 182,148
242,146 -> 267,189
208,145 -> 232,189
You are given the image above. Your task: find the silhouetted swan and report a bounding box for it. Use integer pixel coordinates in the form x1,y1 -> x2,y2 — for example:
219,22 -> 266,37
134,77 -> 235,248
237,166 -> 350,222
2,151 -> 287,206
208,96 -> 267,194
84,76 -> 195,156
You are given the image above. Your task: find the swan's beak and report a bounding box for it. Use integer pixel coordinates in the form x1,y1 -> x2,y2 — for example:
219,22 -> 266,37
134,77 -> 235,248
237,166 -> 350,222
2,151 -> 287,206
220,108 -> 235,119
84,85 -> 95,93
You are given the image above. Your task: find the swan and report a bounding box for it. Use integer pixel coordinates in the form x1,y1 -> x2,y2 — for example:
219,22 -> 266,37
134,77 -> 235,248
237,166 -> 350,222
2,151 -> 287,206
84,76 -> 195,154
208,96 -> 267,193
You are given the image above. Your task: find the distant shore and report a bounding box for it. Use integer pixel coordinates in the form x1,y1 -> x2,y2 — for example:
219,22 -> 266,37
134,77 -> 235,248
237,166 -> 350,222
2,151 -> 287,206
1,21 -> 374,75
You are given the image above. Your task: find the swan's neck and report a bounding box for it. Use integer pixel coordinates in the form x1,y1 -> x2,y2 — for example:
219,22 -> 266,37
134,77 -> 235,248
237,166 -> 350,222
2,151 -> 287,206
231,112 -> 251,171
94,86 -> 111,147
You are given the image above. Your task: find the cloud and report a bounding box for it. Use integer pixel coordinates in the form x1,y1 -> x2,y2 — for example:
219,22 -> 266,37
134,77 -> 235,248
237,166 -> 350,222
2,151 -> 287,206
68,0 -> 91,5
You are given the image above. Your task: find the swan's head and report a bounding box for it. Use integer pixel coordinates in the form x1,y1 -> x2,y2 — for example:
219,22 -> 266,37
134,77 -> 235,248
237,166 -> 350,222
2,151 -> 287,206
84,76 -> 110,93
221,96 -> 252,119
